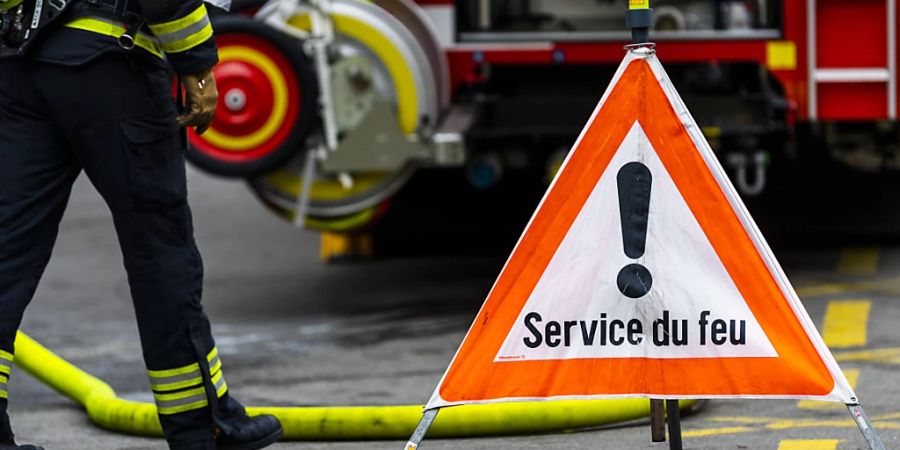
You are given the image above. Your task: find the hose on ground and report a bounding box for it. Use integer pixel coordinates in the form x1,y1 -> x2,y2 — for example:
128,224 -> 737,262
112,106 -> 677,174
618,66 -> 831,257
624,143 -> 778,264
13,331 -> 695,440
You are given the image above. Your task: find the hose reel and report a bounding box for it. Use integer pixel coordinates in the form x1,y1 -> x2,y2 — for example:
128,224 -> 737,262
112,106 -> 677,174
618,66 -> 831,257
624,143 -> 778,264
188,0 -> 448,232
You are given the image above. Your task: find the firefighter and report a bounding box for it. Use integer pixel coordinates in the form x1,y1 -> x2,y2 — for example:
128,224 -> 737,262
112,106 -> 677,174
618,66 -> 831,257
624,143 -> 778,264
0,0 -> 282,449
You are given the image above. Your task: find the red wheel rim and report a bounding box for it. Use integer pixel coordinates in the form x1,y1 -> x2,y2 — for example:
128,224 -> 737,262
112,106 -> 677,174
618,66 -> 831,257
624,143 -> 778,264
188,33 -> 302,164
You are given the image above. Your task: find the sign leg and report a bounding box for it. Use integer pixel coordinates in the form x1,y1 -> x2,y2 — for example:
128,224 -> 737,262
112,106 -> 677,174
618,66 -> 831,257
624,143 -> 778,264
847,404 -> 886,450
404,408 -> 440,450
650,399 -> 666,442
666,399 -> 683,450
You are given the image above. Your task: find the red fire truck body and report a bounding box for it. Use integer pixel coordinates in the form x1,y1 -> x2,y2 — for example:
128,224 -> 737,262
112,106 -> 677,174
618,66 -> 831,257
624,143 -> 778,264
438,1 -> 896,123
191,1 -> 899,248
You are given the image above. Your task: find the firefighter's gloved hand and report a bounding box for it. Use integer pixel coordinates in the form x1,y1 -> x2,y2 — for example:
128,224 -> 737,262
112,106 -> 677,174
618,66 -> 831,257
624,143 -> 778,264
176,69 -> 218,135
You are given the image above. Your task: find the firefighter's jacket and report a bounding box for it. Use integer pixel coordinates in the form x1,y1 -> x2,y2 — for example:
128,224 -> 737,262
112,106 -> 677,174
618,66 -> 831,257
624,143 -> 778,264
30,0 -> 218,75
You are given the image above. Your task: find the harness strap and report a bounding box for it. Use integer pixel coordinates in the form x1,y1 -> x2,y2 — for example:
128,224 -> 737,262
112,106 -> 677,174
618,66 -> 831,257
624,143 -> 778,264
64,15 -> 162,58
63,0 -> 214,60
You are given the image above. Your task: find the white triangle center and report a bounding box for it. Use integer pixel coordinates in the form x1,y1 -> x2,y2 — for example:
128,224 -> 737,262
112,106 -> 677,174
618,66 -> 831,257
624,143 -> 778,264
496,122 -> 778,361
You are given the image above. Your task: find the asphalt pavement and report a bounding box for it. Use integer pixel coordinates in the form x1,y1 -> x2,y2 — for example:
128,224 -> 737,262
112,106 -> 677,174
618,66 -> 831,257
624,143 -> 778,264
8,168 -> 900,449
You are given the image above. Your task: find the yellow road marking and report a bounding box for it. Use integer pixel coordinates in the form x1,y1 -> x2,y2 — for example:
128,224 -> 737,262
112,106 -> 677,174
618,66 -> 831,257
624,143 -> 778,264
833,347 -> 900,364
798,369 -> 859,410
707,416 -> 777,424
689,415 -> 900,438
821,300 -> 871,348
837,248 -> 879,274
767,419 -> 883,430
683,426 -> 755,438
778,439 -> 840,450
707,416 -> 900,430
795,275 -> 900,299
796,283 -> 855,298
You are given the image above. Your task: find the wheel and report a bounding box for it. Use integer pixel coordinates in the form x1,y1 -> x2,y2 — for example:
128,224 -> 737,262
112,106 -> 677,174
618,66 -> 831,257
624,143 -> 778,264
185,15 -> 318,178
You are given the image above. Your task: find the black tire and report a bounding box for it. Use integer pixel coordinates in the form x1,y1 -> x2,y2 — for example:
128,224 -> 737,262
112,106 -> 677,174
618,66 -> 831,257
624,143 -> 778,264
186,16 -> 318,178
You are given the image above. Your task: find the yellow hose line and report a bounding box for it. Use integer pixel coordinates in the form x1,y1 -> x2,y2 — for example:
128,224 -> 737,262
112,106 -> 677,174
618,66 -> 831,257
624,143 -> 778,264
13,332 -> 694,440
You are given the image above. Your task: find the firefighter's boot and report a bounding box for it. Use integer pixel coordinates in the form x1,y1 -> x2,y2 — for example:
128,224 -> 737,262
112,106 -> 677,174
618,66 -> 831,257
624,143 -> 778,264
0,402 -> 42,450
215,412 -> 282,450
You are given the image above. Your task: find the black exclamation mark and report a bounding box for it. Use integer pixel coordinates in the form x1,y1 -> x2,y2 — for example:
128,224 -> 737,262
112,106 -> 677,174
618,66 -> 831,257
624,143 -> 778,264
616,162 -> 653,298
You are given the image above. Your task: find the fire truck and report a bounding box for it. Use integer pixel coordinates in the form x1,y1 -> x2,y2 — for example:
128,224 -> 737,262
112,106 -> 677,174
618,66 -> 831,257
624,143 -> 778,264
192,0 -> 898,256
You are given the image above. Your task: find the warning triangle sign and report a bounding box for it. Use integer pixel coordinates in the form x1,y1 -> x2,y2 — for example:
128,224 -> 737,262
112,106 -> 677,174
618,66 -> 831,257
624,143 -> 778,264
426,50 -> 856,410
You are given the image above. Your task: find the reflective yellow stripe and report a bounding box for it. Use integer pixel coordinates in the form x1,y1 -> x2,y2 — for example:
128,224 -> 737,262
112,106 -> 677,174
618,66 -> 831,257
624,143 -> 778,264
159,22 -> 213,54
149,4 -> 207,36
148,361 -> 203,392
0,357 -> 6,396
147,362 -> 200,379
209,349 -> 227,397
216,379 -> 227,398
149,348 -> 223,398
157,398 -> 208,415
211,369 -> 227,397
207,347 -> 222,374
148,5 -> 214,54
153,386 -> 206,403
64,17 -> 163,59
154,380 -> 209,414
151,376 -> 203,393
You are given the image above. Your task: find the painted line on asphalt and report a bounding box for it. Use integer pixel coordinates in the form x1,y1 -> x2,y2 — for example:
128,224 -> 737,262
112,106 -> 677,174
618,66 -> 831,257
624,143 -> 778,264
682,426 -> 755,438
685,414 -> 900,439
706,416 -> 900,430
707,416 -> 775,424
837,248 -> 879,274
833,346 -> 900,364
777,439 -> 840,450
796,282 -> 856,298
821,300 -> 871,348
798,369 -> 859,410
686,253 -> 884,441
765,419 -> 900,430
794,275 -> 900,299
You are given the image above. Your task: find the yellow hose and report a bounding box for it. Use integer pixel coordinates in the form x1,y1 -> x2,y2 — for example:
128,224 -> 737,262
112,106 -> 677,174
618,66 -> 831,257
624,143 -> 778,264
13,331 -> 694,440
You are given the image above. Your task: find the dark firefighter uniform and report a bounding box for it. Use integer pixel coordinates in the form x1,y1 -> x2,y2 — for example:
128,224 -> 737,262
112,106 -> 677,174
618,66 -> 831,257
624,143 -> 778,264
0,1 -> 281,449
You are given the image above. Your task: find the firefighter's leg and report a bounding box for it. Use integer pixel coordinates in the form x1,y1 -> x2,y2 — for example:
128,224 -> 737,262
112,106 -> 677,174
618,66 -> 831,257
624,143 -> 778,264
40,55 -> 281,449
0,59 -> 79,450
